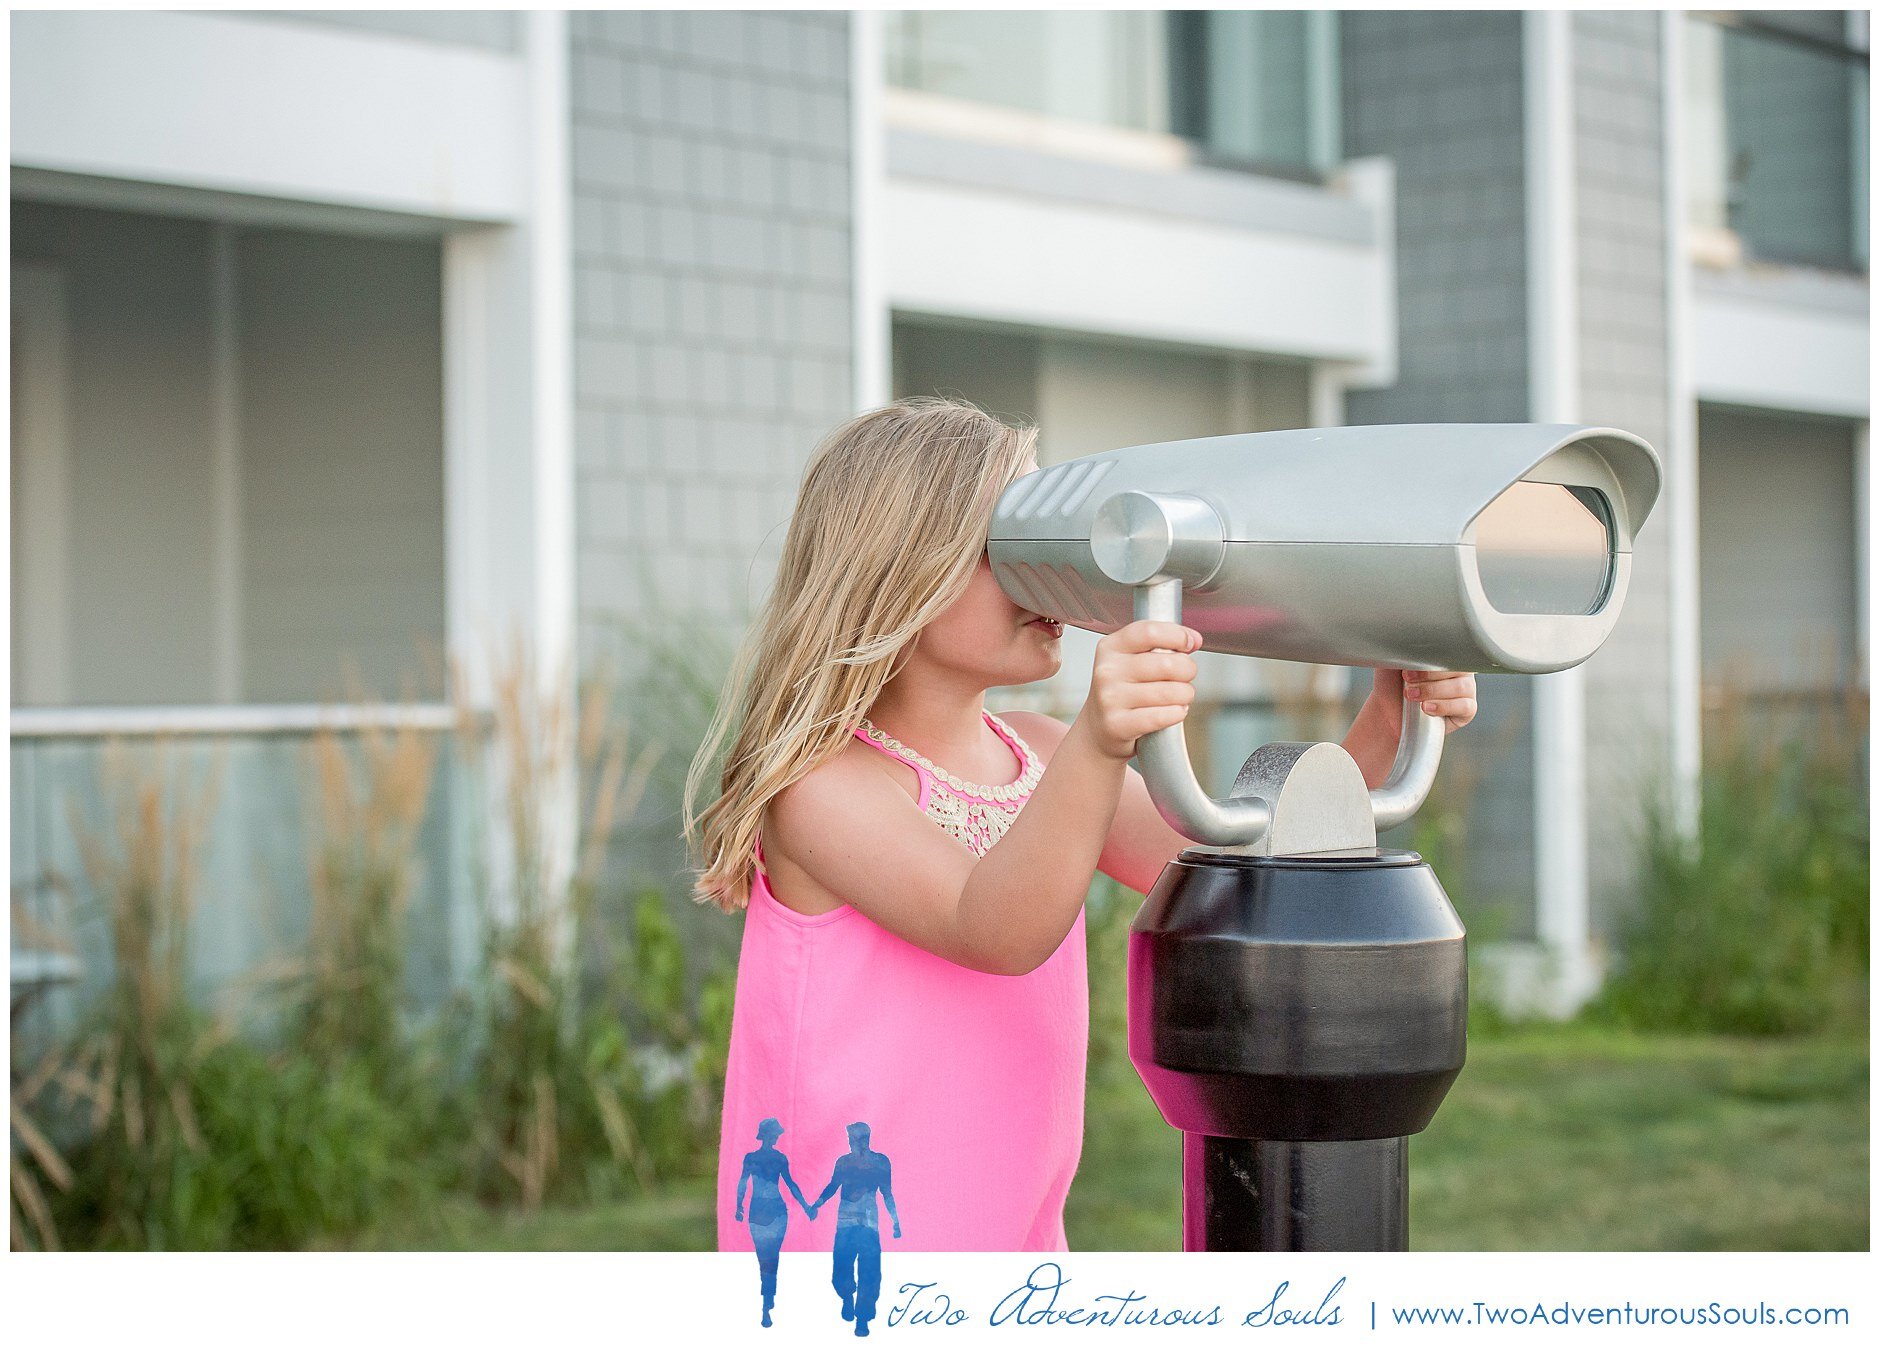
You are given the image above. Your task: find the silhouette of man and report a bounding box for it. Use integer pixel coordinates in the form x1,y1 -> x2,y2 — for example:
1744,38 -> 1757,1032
808,1122 -> 900,1337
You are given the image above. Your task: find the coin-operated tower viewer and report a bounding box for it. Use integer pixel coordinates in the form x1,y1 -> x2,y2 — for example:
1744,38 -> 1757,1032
989,423 -> 1662,1251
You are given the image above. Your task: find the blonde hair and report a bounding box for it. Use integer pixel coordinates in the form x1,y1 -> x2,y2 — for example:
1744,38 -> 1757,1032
683,396 -> 1038,912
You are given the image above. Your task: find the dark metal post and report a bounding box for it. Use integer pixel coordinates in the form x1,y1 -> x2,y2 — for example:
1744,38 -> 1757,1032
1129,848 -> 1466,1252
1183,1135 -> 1408,1252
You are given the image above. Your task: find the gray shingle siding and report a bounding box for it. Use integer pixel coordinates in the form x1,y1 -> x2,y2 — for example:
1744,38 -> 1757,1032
569,9 -> 853,688
1339,11 -> 1681,945
1341,11 -> 1532,425
1339,10 -> 1539,933
568,11 -> 852,913
1572,10 -> 1673,941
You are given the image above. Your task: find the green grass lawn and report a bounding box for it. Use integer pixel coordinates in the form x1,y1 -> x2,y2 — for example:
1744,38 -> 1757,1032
320,1024 -> 1867,1252
319,1179 -> 717,1251
1073,1024 -> 1870,1252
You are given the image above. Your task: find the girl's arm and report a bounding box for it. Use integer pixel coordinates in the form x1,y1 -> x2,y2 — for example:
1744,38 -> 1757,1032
998,709 -> 1188,898
1005,668 -> 1480,897
1344,668 -> 1480,786
765,620 -> 1197,975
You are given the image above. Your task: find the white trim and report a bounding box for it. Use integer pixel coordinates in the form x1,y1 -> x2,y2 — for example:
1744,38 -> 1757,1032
1526,12 -> 1581,410
10,166 -> 466,240
441,232 -> 498,709
209,223 -> 244,705
884,178 -> 1391,365
852,10 -> 890,411
1661,12 -> 1703,846
433,16 -> 572,976
9,702 -> 472,738
1689,282 -> 1870,419
10,10 -> 529,225
883,86 -> 1193,173
1307,362 -> 1345,431
440,225 -> 512,984
1523,10 -> 1598,1015
525,8 -> 578,952
9,263 -> 74,705
1333,156 -> 1398,390
528,8 -> 575,706
1856,423 -> 1870,690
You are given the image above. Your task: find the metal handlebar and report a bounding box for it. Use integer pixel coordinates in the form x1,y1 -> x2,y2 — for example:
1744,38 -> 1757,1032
1131,577 -> 1445,846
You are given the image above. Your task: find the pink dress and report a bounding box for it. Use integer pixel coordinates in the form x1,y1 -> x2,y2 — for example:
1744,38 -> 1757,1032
715,710 -> 1089,1252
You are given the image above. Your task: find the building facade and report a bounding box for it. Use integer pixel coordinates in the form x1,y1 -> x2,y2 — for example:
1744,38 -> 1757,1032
10,9 -> 1869,1025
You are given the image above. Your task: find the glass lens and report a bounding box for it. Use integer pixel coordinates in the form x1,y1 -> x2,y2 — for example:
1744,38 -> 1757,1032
1470,483 -> 1613,615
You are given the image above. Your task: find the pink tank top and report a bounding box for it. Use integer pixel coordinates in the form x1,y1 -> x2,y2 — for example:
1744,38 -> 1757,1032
715,711 -> 1089,1252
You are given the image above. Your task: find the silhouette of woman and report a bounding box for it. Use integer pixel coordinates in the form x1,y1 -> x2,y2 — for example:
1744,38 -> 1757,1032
735,1117 -> 813,1327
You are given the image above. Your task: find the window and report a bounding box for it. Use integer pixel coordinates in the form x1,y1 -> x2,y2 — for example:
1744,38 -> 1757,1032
886,10 -> 1341,180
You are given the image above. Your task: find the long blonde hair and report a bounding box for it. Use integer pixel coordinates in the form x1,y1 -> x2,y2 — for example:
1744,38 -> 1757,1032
683,396 -> 1038,912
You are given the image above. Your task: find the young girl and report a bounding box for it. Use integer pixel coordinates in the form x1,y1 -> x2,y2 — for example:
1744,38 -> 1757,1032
684,397 -> 1478,1253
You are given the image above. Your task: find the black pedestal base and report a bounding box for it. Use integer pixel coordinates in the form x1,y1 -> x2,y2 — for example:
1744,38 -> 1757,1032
1182,1133 -> 1408,1251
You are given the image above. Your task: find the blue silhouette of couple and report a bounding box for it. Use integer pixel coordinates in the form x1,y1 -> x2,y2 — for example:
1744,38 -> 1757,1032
735,1117 -> 901,1334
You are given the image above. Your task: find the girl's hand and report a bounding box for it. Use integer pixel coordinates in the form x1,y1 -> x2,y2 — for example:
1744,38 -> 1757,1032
1071,620 -> 1202,762
1371,668 -> 1478,736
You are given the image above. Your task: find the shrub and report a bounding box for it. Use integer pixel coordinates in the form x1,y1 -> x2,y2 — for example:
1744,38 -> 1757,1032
292,720 -> 439,1087
448,642 -> 736,1210
24,632 -> 745,1248
42,739 -> 232,1249
1596,685 -> 1869,1035
35,738 -> 436,1249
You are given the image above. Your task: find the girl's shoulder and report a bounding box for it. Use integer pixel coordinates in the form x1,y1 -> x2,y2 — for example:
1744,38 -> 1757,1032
762,731 -> 924,863
789,727 -> 924,806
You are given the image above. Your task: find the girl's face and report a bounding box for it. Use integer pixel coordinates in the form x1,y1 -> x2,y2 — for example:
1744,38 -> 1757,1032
909,455 -> 1062,689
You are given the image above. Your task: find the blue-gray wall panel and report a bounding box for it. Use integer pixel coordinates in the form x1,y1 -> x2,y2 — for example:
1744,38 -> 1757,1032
569,9 -> 853,681
569,10 -> 854,914
1339,10 -> 1538,935
1573,9 -> 1674,941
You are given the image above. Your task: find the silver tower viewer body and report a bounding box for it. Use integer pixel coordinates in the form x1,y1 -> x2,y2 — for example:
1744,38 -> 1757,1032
988,422 -> 1662,849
